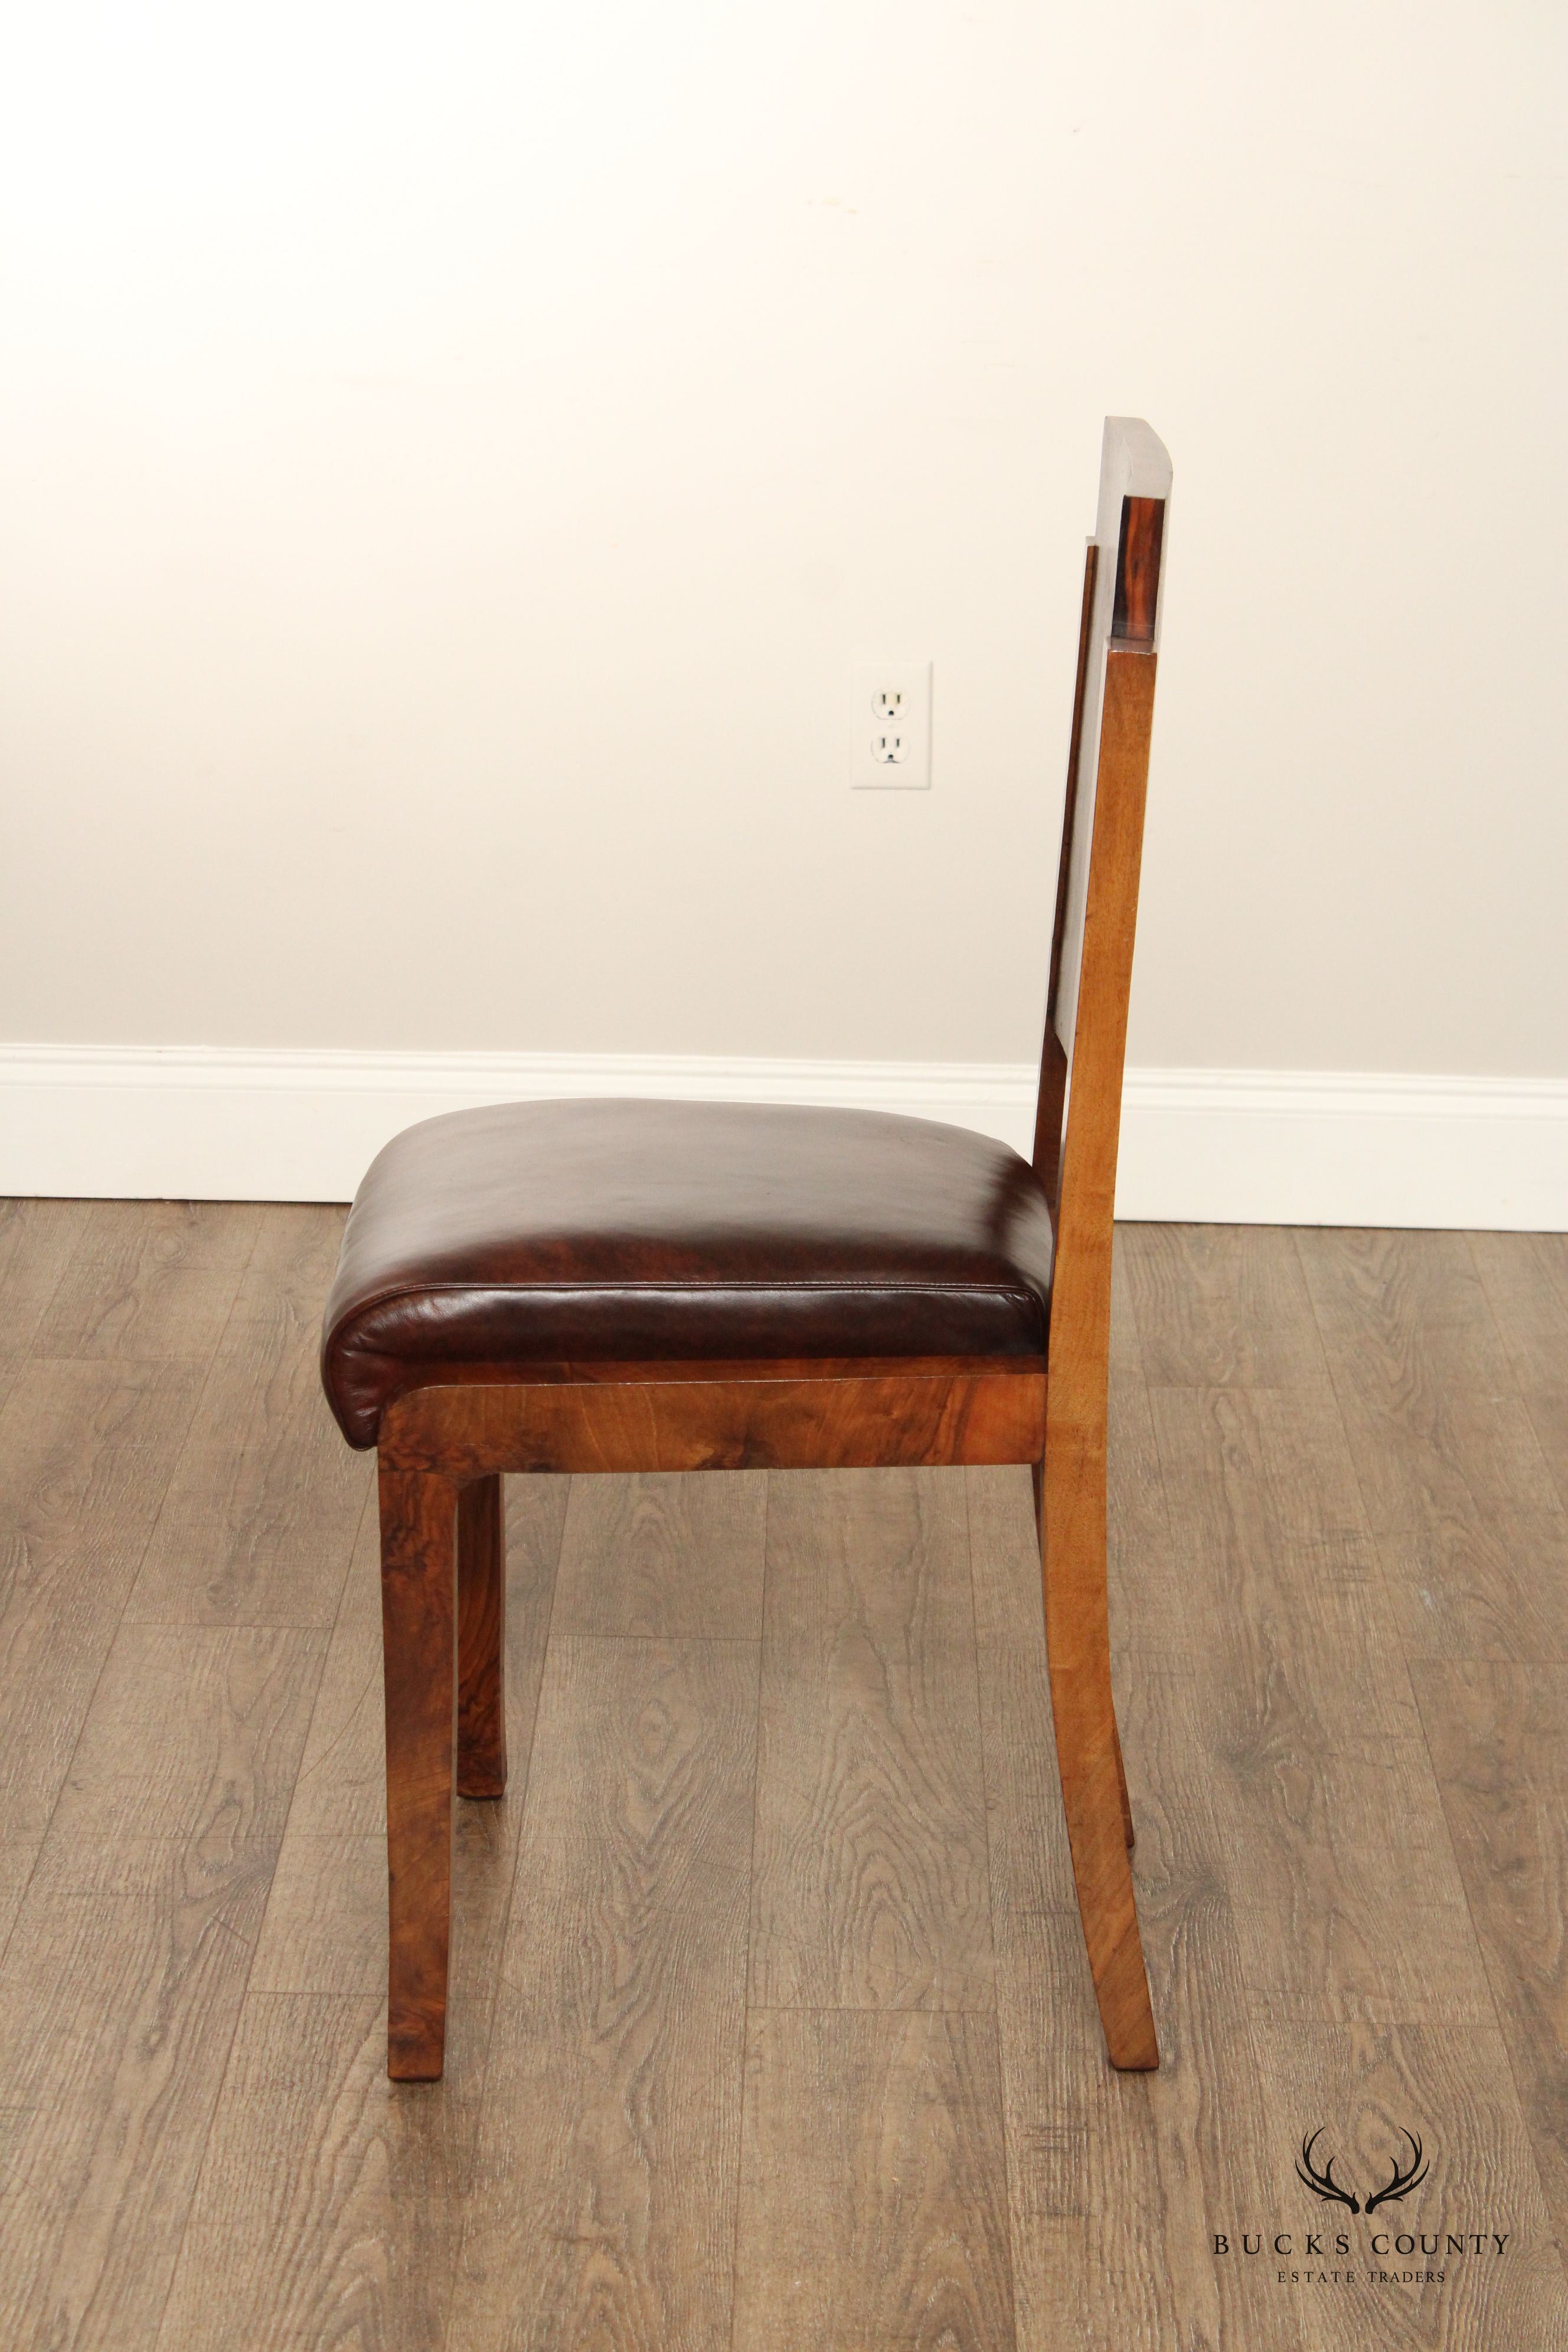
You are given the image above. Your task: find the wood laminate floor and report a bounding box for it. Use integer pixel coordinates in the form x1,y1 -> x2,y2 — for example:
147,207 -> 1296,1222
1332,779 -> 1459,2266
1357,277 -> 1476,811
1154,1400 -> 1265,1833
0,1201 -> 1566,2348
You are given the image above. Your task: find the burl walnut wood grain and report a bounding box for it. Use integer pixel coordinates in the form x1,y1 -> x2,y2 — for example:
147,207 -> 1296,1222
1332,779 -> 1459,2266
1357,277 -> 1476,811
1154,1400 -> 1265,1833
455,1475 -> 505,1799
1110,495 -> 1164,646
378,1465 -> 458,2080
380,1367 -> 1047,1479
1038,647 -> 1162,2070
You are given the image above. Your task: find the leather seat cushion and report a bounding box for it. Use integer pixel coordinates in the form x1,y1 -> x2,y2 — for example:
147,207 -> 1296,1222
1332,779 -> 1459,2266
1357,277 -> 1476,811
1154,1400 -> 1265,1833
320,1098 -> 1054,1446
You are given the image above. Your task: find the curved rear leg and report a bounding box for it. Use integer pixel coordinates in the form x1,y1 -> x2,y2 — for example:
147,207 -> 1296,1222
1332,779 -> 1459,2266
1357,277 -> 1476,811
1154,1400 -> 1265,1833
1033,1460 -> 1135,1856
1036,1454 -> 1157,2070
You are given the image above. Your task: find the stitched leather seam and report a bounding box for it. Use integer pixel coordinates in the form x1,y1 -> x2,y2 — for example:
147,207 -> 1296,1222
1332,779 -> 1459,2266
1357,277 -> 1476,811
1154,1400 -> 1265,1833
335,1277 -> 1047,1330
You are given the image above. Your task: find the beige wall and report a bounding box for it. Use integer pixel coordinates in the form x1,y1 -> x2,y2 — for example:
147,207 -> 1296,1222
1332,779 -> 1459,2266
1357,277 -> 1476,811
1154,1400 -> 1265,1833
2,3 -> 1564,1079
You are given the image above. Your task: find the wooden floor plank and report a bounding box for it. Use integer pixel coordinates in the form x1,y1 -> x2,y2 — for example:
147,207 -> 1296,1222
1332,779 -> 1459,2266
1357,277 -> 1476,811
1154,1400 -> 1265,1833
1377,1506 -> 1568,1664
749,1466 -> 992,2014
159,1793 -> 533,2351
1247,2018 -> 1568,2347
969,1466 -> 1301,2352
31,1201 -> 263,1365
1523,1397 -> 1568,1527
1297,1226 -> 1562,1537
447,1634 -> 757,2352
1294,1229 -> 1568,1661
731,2007 -> 1016,2352
249,1832 -> 387,1994
0,1357 -> 208,1952
0,1197 -> 94,1331
1338,1381 -> 1560,1549
1,1205 -> 1566,2348
0,1197 -> 94,1405
46,1619 -> 326,1853
156,1470 -> 567,2352
0,1403 -> 338,2352
124,1208 -> 371,1629
285,1474 -> 569,1839
1105,1234 -> 1195,1659
551,1468 -> 766,1640
1148,1383 -> 1495,2028
1414,1661 -> 1568,2259
1468,1231 -> 1568,1393
0,1838 -> 37,1964
277,1502 -> 397,1841
155,1992 -> 463,2352
244,1461 -> 566,2061
0,1355 -> 207,1551
0,1835 -> 275,2352
1471,1231 -> 1568,1519
1297,1226 -> 1518,1397
1121,1220 -> 1330,1390
191,1467 -> 572,2338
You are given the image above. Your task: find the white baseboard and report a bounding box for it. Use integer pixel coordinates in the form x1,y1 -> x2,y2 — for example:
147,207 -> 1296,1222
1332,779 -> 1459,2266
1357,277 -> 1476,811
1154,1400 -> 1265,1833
1118,1066 -> 1568,1230
1,1043 -> 1564,1229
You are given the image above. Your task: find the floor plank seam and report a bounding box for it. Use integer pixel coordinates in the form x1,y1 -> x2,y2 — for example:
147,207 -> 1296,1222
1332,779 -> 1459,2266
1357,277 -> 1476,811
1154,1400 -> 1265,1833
960,1466 -> 1024,2352
1470,1231 -> 1568,1523
1464,1227 -> 1531,1395
550,1628 -> 763,1646
0,1361 -> 226,1990
145,1898 -> 289,2348
5,1204 -> 87,1367
149,1432 -> 373,2350
743,2001 -> 1005,2019
66,1215 -> 303,2349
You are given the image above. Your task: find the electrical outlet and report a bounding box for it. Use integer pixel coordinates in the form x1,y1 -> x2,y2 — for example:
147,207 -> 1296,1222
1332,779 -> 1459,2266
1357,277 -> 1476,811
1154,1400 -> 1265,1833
851,661 -> 930,789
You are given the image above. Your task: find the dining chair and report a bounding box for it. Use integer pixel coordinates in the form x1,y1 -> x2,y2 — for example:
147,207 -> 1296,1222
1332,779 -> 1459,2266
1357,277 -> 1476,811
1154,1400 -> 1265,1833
320,416 -> 1171,2081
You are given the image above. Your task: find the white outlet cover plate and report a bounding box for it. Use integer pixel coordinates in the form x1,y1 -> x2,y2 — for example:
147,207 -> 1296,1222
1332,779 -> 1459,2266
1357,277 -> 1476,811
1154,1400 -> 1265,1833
850,659 -> 932,789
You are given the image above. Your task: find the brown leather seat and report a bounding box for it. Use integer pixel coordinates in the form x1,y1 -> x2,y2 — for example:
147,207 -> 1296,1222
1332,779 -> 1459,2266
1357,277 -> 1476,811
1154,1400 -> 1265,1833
321,1097 -> 1054,1446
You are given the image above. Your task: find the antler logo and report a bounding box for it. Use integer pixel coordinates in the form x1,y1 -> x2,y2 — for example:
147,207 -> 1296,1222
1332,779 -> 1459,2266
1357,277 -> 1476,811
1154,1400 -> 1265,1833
1364,2130 -> 1429,2213
1295,2126 -> 1430,2216
1296,2129 -> 1361,2214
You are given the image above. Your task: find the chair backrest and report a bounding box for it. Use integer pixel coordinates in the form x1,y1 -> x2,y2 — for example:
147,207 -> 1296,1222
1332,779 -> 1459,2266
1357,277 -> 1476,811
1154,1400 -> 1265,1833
1033,419 -> 1170,1384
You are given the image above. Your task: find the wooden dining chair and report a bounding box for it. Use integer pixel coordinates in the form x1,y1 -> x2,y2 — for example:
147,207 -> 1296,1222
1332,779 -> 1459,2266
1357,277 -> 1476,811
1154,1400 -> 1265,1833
320,416 -> 1171,2081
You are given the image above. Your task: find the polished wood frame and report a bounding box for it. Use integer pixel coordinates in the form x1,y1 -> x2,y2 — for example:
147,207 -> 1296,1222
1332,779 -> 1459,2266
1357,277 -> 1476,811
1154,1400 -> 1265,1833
373,419 -> 1171,2080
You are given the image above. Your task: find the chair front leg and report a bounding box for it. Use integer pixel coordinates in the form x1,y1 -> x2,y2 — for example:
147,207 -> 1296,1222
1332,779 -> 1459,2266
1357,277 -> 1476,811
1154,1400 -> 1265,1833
1038,1449 -> 1158,2070
456,1474 -> 507,1798
379,1462 -> 459,2080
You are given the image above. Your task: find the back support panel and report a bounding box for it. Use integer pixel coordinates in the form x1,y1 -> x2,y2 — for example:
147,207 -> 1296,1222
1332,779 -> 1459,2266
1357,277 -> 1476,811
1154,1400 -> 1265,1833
1050,419 -> 1172,1074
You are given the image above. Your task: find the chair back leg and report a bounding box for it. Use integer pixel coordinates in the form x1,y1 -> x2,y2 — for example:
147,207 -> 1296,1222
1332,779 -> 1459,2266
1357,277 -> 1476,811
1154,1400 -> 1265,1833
380,1463 -> 459,2080
456,1475 -> 508,1798
1037,1450 -> 1158,2069
1112,1718 -> 1135,1850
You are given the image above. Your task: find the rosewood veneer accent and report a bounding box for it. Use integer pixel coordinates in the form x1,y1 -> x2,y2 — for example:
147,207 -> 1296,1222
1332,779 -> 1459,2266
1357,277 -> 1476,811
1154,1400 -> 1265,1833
321,417 -> 1172,2080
